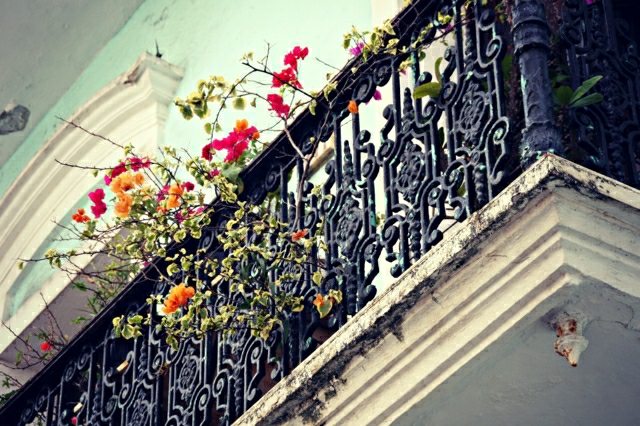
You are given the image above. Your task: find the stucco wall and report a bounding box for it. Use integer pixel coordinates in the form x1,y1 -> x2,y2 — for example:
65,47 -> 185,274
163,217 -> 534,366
0,0 -> 373,198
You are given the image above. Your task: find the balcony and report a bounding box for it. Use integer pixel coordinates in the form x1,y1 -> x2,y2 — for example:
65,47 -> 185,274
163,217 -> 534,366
1,0 -> 639,425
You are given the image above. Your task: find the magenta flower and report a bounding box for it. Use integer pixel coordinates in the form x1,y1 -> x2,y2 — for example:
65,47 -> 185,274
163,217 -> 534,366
349,42 -> 364,57
88,188 -> 107,218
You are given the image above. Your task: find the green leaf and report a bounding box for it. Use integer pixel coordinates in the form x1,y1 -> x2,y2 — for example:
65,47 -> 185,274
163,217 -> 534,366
434,57 -> 443,84
553,85 -> 574,106
128,314 -> 144,325
312,271 -> 323,285
221,164 -> 242,183
413,82 -> 442,99
166,334 -> 178,350
570,92 -> 604,108
232,97 -> 246,110
570,75 -> 603,103
309,100 -> 317,116
204,122 -> 212,134
121,324 -> 134,339
317,298 -> 333,319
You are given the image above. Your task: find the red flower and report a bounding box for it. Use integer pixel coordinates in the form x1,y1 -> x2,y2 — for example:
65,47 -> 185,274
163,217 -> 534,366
181,181 -> 195,192
272,67 -> 301,89
88,189 -> 107,219
291,229 -> 308,242
283,46 -> 309,71
267,94 -> 290,118
72,208 -> 91,223
71,416 -> 78,425
292,46 -> 309,59
209,169 -> 220,178
103,175 -> 112,185
40,341 -> 52,352
201,143 -> 215,161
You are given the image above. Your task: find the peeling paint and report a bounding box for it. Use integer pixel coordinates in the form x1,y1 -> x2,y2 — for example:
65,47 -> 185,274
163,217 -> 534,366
0,104 -> 29,135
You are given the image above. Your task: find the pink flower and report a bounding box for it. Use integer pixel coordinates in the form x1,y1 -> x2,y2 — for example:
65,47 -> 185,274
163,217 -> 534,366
71,416 -> 78,425
103,175 -> 112,185
267,94 -> 290,118
156,185 -> 170,202
367,90 -> 383,104
129,156 -> 151,171
204,120 -> 258,163
88,188 -> 104,203
349,42 -> 364,57
88,189 -> 107,218
224,140 -> 248,162
209,169 -> 220,178
110,163 -> 127,179
175,211 -> 185,224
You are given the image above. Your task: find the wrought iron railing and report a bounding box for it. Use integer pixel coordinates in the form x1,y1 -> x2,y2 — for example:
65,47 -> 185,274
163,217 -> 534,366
1,0 -> 638,425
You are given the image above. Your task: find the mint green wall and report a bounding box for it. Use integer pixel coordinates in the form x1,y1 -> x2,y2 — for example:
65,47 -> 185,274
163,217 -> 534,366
0,0 -> 372,197
1,0 -> 372,318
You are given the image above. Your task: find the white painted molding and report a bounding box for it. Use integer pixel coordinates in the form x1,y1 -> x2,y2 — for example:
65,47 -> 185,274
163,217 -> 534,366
0,53 -> 183,361
234,155 -> 640,426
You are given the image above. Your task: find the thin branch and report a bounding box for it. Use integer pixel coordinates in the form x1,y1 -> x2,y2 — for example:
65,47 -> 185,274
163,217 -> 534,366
56,117 -> 125,149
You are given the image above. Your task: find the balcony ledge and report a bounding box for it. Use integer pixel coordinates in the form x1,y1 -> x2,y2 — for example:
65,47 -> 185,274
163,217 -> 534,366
235,155 -> 640,425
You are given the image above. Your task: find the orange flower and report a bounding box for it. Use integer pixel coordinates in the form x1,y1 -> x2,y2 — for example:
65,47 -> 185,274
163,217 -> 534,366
235,118 -> 249,132
163,283 -> 196,314
291,229 -> 308,242
313,293 -> 325,308
114,193 -> 133,218
110,171 -> 144,194
165,184 -> 184,209
347,100 -> 359,114
252,131 -> 260,140
72,208 -> 90,223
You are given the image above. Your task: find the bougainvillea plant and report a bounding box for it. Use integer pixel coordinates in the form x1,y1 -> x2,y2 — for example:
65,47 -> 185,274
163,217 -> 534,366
27,44 -> 350,350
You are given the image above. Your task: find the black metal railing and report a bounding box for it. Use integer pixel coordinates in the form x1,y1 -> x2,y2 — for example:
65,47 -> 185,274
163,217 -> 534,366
1,0 -> 638,425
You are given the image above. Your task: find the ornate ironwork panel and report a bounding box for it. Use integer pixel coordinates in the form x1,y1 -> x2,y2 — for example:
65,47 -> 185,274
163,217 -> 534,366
556,0 -> 640,186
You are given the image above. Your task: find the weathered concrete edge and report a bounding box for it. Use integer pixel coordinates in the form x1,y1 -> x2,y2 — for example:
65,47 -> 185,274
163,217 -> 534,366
233,155 -> 640,425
